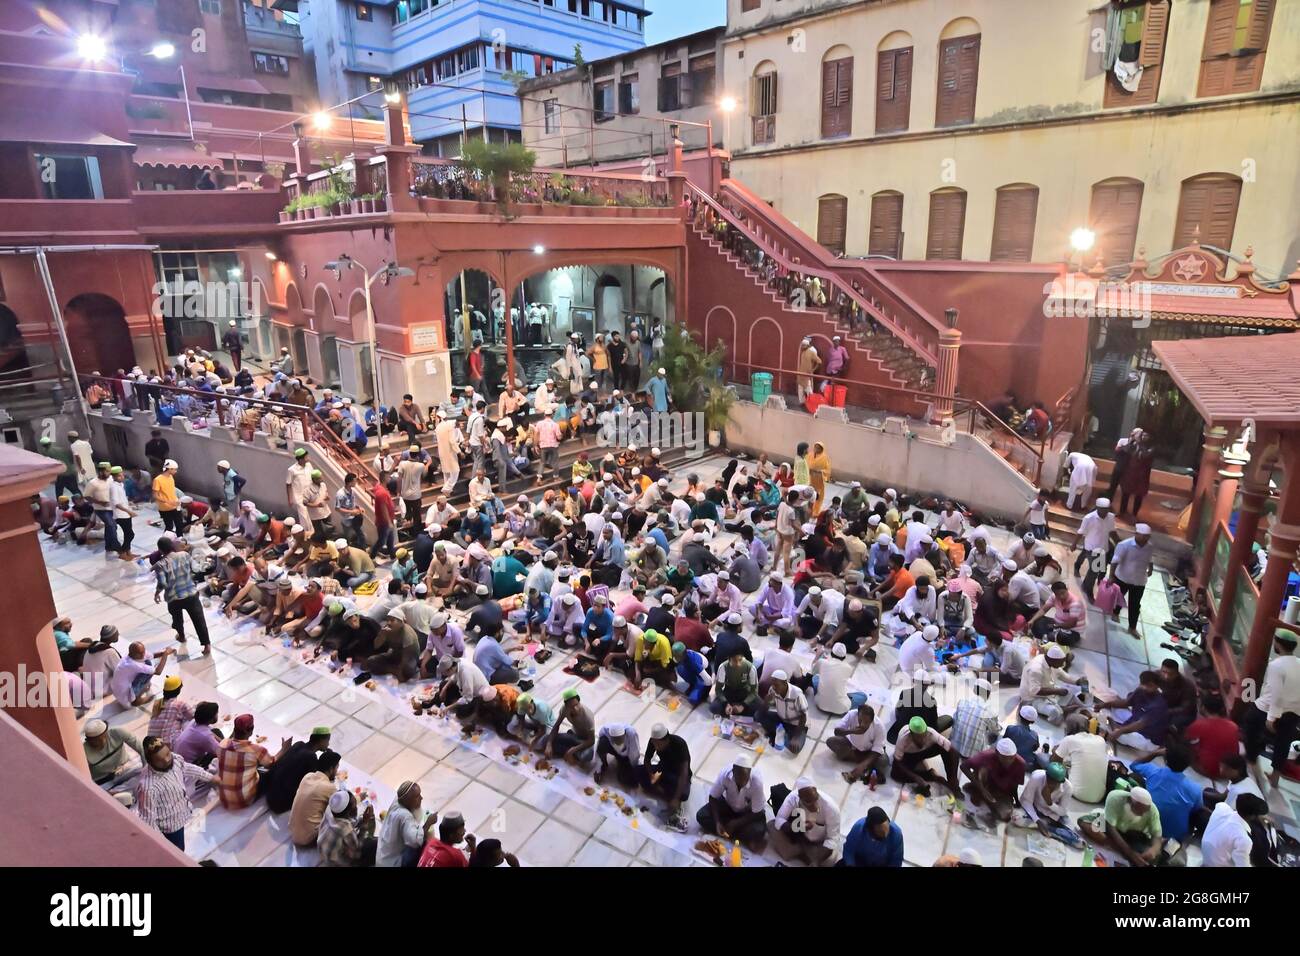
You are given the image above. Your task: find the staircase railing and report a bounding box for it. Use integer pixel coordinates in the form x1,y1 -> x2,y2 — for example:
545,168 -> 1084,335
699,179 -> 945,369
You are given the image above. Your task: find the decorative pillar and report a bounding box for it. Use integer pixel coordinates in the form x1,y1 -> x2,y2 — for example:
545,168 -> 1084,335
933,307 -> 960,422
499,251 -> 515,389
1186,424 -> 1229,547
0,446 -> 84,770
1243,521 -> 1300,694
290,121 -> 311,185
1199,445 -> 1247,587
1210,474 -> 1269,646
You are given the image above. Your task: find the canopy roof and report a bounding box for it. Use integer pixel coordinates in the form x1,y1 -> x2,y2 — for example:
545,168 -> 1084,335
1152,332 -> 1300,429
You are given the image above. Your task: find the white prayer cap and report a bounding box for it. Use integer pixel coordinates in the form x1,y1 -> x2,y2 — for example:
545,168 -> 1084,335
808,586 -> 823,597
661,593 -> 675,606
650,722 -> 668,739
693,531 -> 708,542
1095,497 -> 1110,508
613,615 -> 627,627
971,530 -> 988,542
1129,787 -> 1153,806
1032,545 -> 1050,557
628,445 -> 638,452
543,550 -> 558,561
431,612 -> 449,629
631,467 -> 641,476
1135,523 -> 1152,534
479,686 -> 498,701
958,848 -> 982,865
884,488 -> 897,498
850,481 -> 861,488
718,570 -> 730,581
922,624 -> 940,642
414,583 -> 428,595
84,718 -> 108,738
611,512 -> 624,520
868,516 -> 882,526
163,458 -> 179,470
562,593 -> 578,606
216,459 -> 230,469
387,608 -> 405,620
996,738 -> 1018,757
328,790 -> 351,814
334,538 -> 349,549
848,599 -> 864,612
1002,559 -> 1018,571
1046,645 -> 1067,661
656,368 -> 666,375
972,677 -> 993,692
475,584 -> 490,596
1022,532 -> 1035,544
180,495 -> 193,504
794,776 -> 816,792
725,612 -> 742,625
771,669 -> 789,682
769,571 -> 784,583
430,524 -> 443,534
775,617 -> 793,630
831,644 -> 847,659
734,753 -> 755,770
517,494 -> 529,502
657,478 -> 669,487
467,508 -> 479,518
1019,705 -> 1039,722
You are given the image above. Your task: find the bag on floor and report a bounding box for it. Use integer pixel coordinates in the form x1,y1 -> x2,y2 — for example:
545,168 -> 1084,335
1093,579 -> 1125,615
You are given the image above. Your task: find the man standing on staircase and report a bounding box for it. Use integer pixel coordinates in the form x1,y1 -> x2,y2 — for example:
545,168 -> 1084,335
797,338 -> 821,405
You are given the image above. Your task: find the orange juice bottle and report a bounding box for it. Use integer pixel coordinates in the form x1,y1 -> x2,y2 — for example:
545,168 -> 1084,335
730,841 -> 743,868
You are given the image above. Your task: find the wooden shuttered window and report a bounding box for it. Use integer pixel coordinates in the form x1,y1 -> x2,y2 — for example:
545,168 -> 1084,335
935,35 -> 979,127
926,189 -> 967,260
868,191 -> 903,258
1198,0 -> 1274,97
875,47 -> 912,133
750,72 -> 777,144
817,194 -> 848,255
1089,179 -> 1144,267
821,57 -> 854,139
1104,1 -> 1170,108
1172,174 -> 1242,250
741,0 -> 760,11
989,185 -> 1039,262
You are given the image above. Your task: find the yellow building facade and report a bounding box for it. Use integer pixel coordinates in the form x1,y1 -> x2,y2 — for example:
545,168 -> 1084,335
722,0 -> 1300,275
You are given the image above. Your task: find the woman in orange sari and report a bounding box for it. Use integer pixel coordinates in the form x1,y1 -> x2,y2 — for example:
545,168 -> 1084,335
807,441 -> 831,515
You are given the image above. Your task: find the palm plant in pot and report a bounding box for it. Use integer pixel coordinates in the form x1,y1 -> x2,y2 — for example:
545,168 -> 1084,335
661,322 -> 732,447
459,138 -> 536,215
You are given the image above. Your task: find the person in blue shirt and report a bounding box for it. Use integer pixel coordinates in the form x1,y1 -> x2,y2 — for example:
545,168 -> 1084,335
645,523 -> 669,556
841,806 -> 904,867
491,548 -> 528,599
1131,745 -> 1205,843
521,587 -> 551,640
459,508 -> 493,547
390,548 -> 420,587
1004,705 -> 1048,769
647,367 -> 671,414
672,641 -> 711,704
582,595 -> 615,656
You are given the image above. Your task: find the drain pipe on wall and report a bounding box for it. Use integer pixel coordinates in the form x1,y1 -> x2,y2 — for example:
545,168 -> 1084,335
0,244 -> 160,438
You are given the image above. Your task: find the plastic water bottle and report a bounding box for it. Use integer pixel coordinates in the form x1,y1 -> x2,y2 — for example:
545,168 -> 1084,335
1082,845 -> 1095,867
774,724 -> 786,751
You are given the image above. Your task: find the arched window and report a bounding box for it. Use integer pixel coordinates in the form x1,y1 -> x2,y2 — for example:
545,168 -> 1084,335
990,184 -> 1040,262
821,46 -> 854,139
1089,177 -> 1144,266
817,193 -> 848,255
1173,173 -> 1242,251
875,32 -> 913,134
926,188 -> 967,260
868,190 -> 904,258
936,20 -> 980,127
750,61 -> 778,145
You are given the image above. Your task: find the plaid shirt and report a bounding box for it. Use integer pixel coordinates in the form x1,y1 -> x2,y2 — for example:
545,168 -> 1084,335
318,817 -> 365,867
135,757 -> 213,834
147,698 -> 195,747
155,552 -> 199,603
216,738 -> 269,809
949,697 -> 1002,759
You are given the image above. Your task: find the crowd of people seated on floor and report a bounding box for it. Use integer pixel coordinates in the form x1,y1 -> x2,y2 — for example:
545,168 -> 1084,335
42,362 -> 1300,866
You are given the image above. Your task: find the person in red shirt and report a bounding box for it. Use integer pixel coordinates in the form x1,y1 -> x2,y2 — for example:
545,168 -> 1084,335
371,476 -> 397,558
467,343 -> 486,398
1181,696 -> 1242,779
418,812 -> 472,868
673,602 -> 713,654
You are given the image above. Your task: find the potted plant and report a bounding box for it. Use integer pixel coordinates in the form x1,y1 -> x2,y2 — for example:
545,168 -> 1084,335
661,321 -> 731,447
459,138 -> 536,215
703,385 -> 736,447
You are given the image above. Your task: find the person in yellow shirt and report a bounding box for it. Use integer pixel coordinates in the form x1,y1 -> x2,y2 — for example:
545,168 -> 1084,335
629,628 -> 674,690
807,441 -> 831,515
152,459 -> 183,534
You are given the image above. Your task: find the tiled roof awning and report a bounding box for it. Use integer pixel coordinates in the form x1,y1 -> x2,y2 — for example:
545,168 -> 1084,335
133,145 -> 224,169
1152,333 -> 1300,428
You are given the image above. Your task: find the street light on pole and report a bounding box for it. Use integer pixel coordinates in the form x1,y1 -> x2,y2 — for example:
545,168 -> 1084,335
323,255 -> 414,422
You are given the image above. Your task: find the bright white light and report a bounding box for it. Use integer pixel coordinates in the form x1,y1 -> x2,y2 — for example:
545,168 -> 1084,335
311,111 -> 332,131
1070,227 -> 1096,253
229,267 -> 243,279
532,245 -> 545,254
149,42 -> 176,60
77,35 -> 109,63
384,90 -> 402,104
719,95 -> 738,113
265,251 -> 278,261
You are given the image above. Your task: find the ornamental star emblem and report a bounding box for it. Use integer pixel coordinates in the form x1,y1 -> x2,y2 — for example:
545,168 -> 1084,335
1172,254 -> 1207,282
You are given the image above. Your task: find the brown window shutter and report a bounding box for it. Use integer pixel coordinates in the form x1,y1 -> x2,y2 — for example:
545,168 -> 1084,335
990,185 -> 1039,262
821,57 -> 853,138
817,195 -> 848,255
868,191 -> 903,258
741,0 -> 759,11
926,190 -> 967,260
936,35 -> 979,127
1246,0 -> 1276,50
1199,0 -> 1274,96
875,47 -> 912,133
1106,1 -> 1169,108
1173,175 -> 1242,250
1089,179 -> 1144,267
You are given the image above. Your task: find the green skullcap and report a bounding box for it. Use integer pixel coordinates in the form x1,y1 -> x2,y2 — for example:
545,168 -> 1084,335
908,716 -> 928,736
328,601 -> 345,615
257,513 -> 270,523
294,448 -> 308,457
1046,762 -> 1067,782
561,688 -> 580,701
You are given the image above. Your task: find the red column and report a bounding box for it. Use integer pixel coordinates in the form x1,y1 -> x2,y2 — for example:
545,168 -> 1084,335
1186,424 -> 1228,546
1210,475 -> 1269,646
1199,448 -> 1246,587
1243,521 -> 1300,694
0,446 -> 84,770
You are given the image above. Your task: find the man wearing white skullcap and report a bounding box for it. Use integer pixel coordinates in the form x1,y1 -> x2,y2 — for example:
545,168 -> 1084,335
772,776 -> 840,865
1080,783 -> 1164,866
1018,643 -> 1081,725
1109,523 -> 1155,634
1064,449 -> 1097,511
317,787 -> 377,867
699,752 -> 767,850
962,533 -> 1004,586
640,722 -> 692,831
960,734 -> 1027,823
757,668 -> 810,753
1071,496 -> 1117,599
949,676 -> 1001,759
897,624 -> 940,678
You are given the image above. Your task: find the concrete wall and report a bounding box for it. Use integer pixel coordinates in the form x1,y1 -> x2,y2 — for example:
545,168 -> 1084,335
723,0 -> 1300,274
725,399 -> 1038,520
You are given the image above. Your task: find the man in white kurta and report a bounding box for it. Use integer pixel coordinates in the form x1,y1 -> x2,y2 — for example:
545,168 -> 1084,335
1065,451 -> 1097,511
435,415 -> 462,495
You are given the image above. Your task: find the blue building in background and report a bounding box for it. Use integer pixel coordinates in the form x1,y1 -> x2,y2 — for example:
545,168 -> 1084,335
300,0 -> 646,153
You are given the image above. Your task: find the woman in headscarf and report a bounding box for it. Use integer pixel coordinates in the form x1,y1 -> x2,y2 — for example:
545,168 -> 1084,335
793,442 -> 811,486
807,441 -> 831,515
720,457 -> 738,493
775,462 -> 795,490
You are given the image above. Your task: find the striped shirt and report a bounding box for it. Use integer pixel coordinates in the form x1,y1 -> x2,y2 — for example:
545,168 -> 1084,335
135,757 -> 213,835
154,552 -> 199,603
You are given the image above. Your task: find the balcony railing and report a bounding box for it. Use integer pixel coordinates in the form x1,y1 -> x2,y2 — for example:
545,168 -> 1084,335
409,157 -> 671,208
